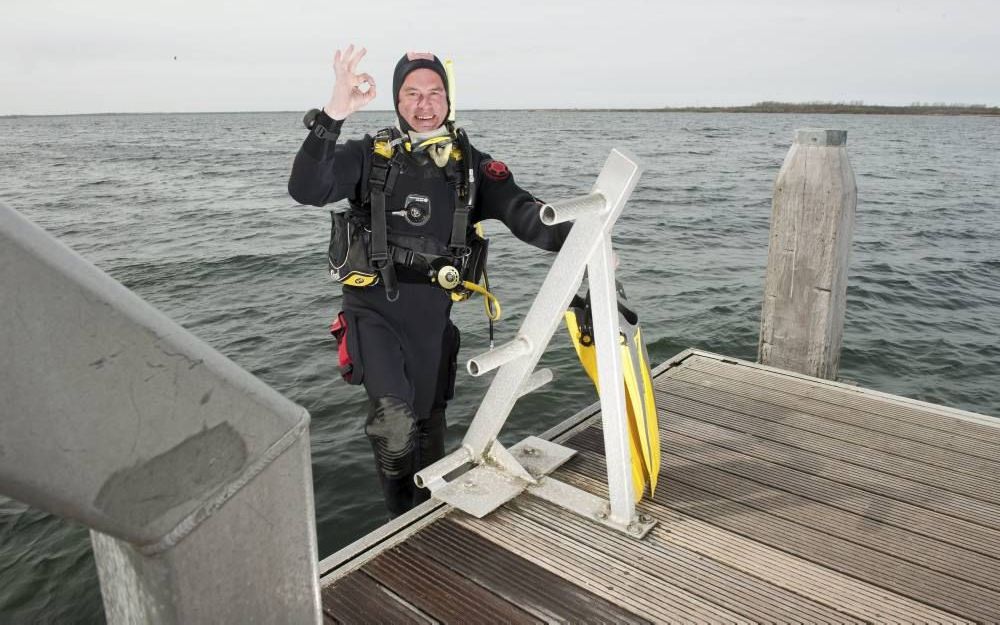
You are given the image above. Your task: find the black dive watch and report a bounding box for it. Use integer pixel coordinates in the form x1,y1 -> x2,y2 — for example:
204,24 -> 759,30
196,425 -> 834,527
303,108 -> 343,140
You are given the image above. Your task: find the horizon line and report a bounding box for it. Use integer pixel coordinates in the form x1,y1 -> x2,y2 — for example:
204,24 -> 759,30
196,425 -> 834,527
4,102 -> 999,118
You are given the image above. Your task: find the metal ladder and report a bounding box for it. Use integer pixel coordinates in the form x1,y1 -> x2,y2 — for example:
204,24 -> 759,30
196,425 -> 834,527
416,148 -> 656,537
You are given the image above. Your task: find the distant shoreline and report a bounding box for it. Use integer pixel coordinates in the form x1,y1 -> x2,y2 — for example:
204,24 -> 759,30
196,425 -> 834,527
4,102 -> 999,118
529,102 -> 1000,116
651,102 -> 1000,116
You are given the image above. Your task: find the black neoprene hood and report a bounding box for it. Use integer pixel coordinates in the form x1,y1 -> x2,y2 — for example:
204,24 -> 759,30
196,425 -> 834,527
392,53 -> 451,132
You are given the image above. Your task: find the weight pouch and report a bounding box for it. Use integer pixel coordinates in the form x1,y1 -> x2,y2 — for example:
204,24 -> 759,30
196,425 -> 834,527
461,232 -> 489,285
329,211 -> 379,287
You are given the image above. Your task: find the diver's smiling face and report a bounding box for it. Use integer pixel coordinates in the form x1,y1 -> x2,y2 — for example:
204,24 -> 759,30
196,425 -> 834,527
398,69 -> 448,132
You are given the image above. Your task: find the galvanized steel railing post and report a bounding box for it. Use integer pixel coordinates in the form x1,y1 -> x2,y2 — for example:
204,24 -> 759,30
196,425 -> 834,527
0,202 -> 322,624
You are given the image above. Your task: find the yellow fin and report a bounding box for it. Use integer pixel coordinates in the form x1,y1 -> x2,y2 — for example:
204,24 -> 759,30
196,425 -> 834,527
566,302 -> 660,501
635,328 -> 659,493
626,395 -> 649,500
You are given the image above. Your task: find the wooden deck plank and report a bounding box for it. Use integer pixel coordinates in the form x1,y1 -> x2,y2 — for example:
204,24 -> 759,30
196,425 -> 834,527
658,404 -> 1000,530
562,443 -> 1000,623
549,468 -> 969,623
506,496 -> 866,624
668,367 -> 1000,464
664,368 -> 1000,472
663,426 -> 1000,557
364,541 -> 542,625
598,425 -> 1000,590
451,507 -> 748,623
322,352 -> 1000,624
411,521 -> 649,624
571,428 -> 1000,590
655,389 -> 1000,504
680,355 -> 1000,438
322,569 -> 430,625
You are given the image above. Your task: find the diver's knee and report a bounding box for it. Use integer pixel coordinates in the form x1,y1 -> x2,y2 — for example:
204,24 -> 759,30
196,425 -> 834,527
365,396 -> 417,477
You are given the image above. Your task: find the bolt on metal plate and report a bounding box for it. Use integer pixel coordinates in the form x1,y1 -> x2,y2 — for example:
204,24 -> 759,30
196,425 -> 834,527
432,465 -> 525,518
509,436 -> 577,479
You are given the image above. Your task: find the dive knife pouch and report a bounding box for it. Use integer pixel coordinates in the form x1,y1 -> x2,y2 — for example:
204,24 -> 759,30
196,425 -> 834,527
329,211 -> 380,287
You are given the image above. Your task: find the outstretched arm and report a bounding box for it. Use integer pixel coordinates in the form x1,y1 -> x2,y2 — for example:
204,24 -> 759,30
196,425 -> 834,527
475,155 -> 571,252
288,45 -> 375,207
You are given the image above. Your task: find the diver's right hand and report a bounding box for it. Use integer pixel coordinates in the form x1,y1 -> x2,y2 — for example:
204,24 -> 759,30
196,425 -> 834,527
324,44 -> 376,120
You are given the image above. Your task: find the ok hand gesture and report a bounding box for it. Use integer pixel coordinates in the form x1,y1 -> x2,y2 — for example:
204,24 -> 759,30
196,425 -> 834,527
324,45 -> 376,120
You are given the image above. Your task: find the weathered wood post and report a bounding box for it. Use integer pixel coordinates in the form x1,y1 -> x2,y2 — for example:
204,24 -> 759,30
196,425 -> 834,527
758,129 -> 857,379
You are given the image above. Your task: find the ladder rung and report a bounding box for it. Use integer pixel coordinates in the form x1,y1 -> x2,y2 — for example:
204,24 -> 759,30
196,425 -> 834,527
467,336 -> 532,377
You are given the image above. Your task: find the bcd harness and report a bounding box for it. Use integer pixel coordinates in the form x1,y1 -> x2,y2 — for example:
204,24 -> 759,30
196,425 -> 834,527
329,126 -> 501,321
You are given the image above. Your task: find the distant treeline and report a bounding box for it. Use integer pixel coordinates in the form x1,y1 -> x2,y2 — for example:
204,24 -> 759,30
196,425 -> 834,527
660,101 -> 1000,116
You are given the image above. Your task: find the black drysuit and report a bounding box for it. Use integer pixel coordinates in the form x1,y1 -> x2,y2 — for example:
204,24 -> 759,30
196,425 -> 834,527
289,114 -> 569,516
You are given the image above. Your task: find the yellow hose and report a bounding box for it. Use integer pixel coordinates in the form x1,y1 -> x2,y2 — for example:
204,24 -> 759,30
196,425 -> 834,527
460,280 -> 501,321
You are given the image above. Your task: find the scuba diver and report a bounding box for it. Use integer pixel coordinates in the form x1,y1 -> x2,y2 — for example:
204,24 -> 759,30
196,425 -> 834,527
288,46 -> 570,518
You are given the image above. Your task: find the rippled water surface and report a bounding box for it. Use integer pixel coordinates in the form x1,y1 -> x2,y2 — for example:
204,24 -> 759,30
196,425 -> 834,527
1,111 -> 998,622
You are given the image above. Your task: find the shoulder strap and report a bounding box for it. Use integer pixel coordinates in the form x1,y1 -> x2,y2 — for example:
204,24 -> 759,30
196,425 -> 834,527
368,128 -> 405,301
448,128 -> 476,252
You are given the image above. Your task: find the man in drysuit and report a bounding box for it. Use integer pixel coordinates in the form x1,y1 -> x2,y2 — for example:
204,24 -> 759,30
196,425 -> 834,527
289,45 -> 569,517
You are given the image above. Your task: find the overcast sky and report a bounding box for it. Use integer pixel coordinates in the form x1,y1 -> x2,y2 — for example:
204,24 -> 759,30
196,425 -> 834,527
3,0 -> 998,115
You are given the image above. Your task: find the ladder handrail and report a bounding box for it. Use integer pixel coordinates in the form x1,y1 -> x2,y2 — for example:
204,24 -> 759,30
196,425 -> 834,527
0,201 -> 322,624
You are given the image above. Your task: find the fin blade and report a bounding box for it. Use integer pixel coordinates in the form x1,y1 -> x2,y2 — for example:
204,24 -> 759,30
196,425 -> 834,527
626,398 -> 646,500
566,286 -> 660,499
622,329 -> 656,484
621,340 -> 652,499
633,326 -> 660,494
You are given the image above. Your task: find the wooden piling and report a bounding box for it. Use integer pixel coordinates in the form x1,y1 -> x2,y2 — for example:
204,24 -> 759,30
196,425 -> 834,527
758,129 -> 857,379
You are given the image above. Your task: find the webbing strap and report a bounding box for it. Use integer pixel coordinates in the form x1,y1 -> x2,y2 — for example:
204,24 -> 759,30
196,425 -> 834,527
449,203 -> 470,250
449,128 -> 476,252
369,139 -> 403,301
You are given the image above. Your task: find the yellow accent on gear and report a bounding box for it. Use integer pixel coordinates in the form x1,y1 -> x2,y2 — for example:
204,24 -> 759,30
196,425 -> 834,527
454,280 -> 501,320
373,141 -> 393,159
340,271 -> 379,287
415,135 -> 452,149
373,139 -> 462,161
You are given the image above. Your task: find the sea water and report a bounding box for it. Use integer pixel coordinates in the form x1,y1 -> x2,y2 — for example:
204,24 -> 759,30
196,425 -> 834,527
1,111 -> 998,622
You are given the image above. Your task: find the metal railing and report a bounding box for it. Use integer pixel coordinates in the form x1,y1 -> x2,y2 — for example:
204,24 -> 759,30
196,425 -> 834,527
415,149 -> 655,537
0,202 -> 322,624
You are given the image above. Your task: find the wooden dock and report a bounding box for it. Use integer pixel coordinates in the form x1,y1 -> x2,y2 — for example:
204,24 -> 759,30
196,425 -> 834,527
318,349 -> 1000,623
